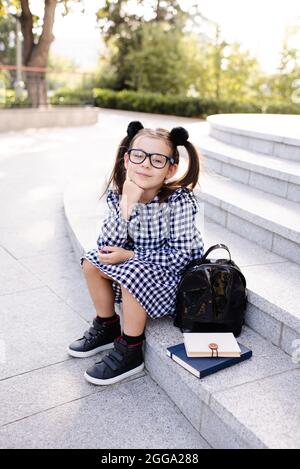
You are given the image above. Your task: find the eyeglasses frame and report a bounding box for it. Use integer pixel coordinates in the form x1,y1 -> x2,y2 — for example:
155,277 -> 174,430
126,148 -> 175,168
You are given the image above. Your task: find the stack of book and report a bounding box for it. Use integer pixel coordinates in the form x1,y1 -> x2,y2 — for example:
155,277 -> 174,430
167,332 -> 252,379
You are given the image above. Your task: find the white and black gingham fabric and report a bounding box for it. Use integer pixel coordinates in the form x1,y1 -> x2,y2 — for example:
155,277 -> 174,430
80,187 -> 205,319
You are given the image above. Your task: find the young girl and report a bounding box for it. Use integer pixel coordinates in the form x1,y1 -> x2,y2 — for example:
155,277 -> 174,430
68,120 -> 205,386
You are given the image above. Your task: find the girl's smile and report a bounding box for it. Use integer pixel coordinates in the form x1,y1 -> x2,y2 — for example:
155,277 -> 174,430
135,171 -> 152,178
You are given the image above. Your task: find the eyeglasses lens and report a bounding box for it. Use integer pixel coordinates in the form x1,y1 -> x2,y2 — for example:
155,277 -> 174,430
129,150 -> 166,168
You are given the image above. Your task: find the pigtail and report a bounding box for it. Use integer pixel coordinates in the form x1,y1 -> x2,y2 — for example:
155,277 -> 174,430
99,121 -> 144,201
171,140 -> 201,190
98,136 -> 129,201
157,136 -> 202,204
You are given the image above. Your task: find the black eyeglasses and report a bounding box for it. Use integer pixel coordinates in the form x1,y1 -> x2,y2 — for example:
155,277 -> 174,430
127,148 -> 175,169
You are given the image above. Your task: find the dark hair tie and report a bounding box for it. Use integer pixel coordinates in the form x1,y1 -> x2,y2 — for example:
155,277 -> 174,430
127,121 -> 144,140
170,126 -> 189,146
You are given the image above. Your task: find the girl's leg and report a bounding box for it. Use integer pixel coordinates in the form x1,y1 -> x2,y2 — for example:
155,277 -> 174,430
82,259 -> 116,318
84,283 -> 146,385
120,284 -> 147,336
82,259 -> 147,334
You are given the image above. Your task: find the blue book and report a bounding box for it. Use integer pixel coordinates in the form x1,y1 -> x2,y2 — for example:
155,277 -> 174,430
167,342 -> 252,378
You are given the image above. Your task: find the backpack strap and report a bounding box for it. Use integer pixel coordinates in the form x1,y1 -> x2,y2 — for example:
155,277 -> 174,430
201,243 -> 231,262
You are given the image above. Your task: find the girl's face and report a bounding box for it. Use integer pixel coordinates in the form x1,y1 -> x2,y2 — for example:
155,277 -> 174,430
124,136 -> 178,190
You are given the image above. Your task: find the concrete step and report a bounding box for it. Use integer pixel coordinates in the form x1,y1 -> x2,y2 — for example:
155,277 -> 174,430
145,317 -> 300,449
206,114 -> 300,162
0,106 -> 99,133
196,173 -> 300,265
194,133 -> 300,203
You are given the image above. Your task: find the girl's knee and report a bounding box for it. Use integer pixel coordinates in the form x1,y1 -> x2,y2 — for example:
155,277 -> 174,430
82,259 -> 113,281
82,259 -> 98,274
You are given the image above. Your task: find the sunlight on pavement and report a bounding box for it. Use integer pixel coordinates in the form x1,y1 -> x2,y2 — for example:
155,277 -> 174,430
23,186 -> 61,202
24,220 -> 56,245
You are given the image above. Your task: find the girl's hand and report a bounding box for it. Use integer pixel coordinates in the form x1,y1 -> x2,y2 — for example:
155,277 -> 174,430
121,173 -> 145,219
98,246 -> 134,265
122,172 -> 145,206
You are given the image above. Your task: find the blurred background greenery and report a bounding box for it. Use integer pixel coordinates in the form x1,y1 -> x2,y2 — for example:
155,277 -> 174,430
0,0 -> 299,115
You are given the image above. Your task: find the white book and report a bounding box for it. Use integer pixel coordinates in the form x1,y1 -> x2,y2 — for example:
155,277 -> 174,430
183,332 -> 241,358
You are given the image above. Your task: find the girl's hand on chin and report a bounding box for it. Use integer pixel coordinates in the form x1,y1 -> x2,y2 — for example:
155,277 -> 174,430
122,172 -> 145,206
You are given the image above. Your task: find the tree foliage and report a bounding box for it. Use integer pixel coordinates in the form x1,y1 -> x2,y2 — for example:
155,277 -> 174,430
0,0 -> 299,107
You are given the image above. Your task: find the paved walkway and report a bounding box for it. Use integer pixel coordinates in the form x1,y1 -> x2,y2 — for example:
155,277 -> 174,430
0,108 -> 210,449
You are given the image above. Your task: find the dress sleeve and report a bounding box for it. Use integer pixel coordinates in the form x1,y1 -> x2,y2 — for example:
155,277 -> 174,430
96,189 -> 137,250
134,188 -> 204,274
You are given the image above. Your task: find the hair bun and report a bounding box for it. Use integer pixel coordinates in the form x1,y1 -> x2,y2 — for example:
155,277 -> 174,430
170,126 -> 189,146
127,121 -> 144,140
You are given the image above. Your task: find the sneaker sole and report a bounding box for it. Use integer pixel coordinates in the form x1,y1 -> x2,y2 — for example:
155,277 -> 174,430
84,363 -> 145,385
67,342 -> 115,358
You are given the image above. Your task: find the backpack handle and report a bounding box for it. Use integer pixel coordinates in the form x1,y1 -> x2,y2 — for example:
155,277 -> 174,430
201,243 -> 232,262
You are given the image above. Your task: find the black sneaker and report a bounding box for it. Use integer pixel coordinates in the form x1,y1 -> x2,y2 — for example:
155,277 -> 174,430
84,336 -> 144,385
67,316 -> 121,358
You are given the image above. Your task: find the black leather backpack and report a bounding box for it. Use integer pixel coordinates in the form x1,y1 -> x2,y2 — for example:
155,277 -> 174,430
174,244 -> 247,337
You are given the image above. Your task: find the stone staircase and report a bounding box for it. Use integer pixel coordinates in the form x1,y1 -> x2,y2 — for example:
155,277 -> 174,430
189,114 -> 300,357
64,113 -> 300,449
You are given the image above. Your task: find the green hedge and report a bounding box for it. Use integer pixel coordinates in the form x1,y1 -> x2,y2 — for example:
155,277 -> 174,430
0,89 -> 31,108
2,86 -> 300,116
93,88 -> 262,118
93,88 -> 300,117
50,87 -> 94,106
264,102 -> 300,114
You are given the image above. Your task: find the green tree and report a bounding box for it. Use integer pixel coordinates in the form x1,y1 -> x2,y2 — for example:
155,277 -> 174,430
0,13 -> 17,90
271,24 -> 300,104
220,42 -> 261,101
188,33 -> 261,102
0,13 -> 16,64
0,0 -> 83,106
95,0 -> 197,91
117,22 -> 195,94
47,51 -> 77,90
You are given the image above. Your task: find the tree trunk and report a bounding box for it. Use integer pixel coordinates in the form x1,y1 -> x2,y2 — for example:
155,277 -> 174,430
26,70 -> 48,107
20,0 -> 57,107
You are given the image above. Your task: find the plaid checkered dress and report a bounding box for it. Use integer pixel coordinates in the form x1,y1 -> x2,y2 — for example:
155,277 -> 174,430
80,186 -> 205,319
